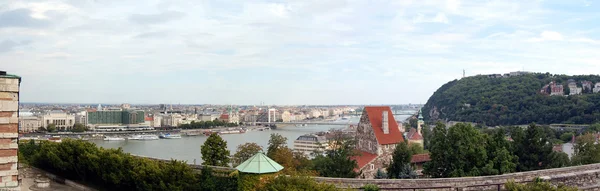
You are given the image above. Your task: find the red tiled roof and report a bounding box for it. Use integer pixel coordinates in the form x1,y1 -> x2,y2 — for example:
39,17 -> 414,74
408,128 -> 423,140
220,114 -> 229,120
351,151 -> 378,169
411,153 -> 431,163
364,106 -> 404,145
553,145 -> 563,152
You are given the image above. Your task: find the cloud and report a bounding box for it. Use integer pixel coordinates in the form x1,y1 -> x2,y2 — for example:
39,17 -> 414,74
134,31 -> 169,39
528,31 -> 563,42
0,40 -> 31,53
129,11 -> 185,25
0,9 -> 52,28
413,13 -> 449,24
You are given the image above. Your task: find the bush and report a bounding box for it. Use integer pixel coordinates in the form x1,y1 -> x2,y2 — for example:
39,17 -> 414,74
505,178 -> 578,191
263,175 -> 339,191
19,139 -> 238,191
363,184 -> 380,191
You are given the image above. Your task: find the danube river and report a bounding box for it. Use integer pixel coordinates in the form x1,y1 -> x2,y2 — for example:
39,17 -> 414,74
90,115 -> 411,164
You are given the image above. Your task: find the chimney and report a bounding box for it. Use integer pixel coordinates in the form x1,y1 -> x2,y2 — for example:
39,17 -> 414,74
382,111 -> 389,134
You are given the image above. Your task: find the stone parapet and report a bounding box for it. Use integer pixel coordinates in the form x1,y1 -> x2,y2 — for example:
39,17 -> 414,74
315,163 -> 600,190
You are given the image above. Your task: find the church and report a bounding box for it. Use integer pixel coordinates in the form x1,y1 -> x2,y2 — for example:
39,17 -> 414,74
353,106 -> 405,178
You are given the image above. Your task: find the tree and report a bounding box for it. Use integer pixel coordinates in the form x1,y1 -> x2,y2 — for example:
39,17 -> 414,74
421,124 -> 432,149
312,130 -> 358,178
387,142 -> 415,179
201,133 -> 230,166
46,124 -> 56,132
232,143 -> 262,167
71,123 -> 87,133
374,169 -> 387,179
559,132 -> 575,143
513,124 -> 553,171
571,133 -> 600,165
408,143 -> 425,154
547,151 -> 570,168
485,128 -> 517,175
267,133 -> 287,158
424,122 -> 450,178
263,175 -> 338,191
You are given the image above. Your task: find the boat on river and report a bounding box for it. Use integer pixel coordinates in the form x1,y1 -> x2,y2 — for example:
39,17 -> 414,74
128,134 -> 159,140
103,136 -> 125,141
159,133 -> 182,139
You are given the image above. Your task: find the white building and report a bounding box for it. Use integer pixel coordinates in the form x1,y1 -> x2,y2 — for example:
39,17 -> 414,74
568,82 -> 581,95
594,82 -> 600,93
18,116 -> 41,133
74,111 -> 87,127
199,114 -> 220,122
161,114 -> 183,127
293,134 -> 328,157
41,111 -> 76,131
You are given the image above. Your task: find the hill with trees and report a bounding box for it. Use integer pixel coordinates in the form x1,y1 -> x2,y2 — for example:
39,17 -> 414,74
422,73 -> 600,126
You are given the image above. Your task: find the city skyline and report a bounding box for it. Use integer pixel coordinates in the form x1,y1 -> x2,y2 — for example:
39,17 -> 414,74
2,0 -> 600,105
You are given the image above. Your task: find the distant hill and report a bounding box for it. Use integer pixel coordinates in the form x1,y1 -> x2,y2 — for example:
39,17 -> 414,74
422,72 -> 600,126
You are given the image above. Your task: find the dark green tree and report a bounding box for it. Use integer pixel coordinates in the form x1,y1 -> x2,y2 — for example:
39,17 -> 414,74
387,142 -> 414,179
374,169 -> 387,179
513,124 -> 553,171
571,133 -> 600,165
201,133 -> 230,167
485,128 -> 518,175
547,151 -> 570,168
47,124 -> 56,132
423,122 -> 450,178
267,133 -> 287,158
232,142 -> 262,167
71,123 -> 87,132
312,130 -> 358,178
421,124 -> 432,149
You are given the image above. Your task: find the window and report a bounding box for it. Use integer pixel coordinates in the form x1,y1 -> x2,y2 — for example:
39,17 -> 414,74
370,164 -> 374,170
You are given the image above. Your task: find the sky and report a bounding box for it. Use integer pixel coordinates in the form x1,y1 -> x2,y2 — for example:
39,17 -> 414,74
1,0 -> 600,105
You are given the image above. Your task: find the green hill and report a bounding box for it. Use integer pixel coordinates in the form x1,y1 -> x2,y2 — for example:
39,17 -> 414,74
422,73 -> 600,126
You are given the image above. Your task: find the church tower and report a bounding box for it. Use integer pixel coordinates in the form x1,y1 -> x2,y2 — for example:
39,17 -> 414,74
417,109 -> 424,135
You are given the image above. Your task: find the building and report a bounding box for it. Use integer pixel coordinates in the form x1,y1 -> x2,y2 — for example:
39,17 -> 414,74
550,81 -> 564,96
411,153 -> 431,176
120,103 -> 131,110
0,71 -> 20,189
18,116 -> 41,133
354,106 -> 404,179
199,114 -> 220,122
280,111 -> 292,122
594,82 -> 600,93
568,81 -> 581,95
582,81 -> 593,93
161,114 -> 183,127
41,111 -> 76,131
74,111 -> 87,127
407,110 -> 424,147
293,134 -> 328,157
87,110 -> 145,125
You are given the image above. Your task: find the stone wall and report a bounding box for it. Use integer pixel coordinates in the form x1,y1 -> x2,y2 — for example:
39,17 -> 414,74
0,75 -> 19,190
315,163 -> 600,190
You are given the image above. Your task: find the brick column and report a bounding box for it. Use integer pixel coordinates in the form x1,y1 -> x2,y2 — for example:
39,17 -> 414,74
0,73 -> 20,190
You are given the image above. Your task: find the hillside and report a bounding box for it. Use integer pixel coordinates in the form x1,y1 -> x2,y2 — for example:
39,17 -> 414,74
422,73 -> 600,126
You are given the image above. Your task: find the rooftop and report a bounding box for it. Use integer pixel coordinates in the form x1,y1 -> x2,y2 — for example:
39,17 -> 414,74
364,106 -> 404,145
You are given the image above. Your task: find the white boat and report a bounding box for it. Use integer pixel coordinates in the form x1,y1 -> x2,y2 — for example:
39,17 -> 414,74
159,133 -> 182,139
128,134 -> 159,140
104,137 -> 125,141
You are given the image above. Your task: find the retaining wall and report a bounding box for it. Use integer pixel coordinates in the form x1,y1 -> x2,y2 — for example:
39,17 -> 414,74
315,163 -> 600,190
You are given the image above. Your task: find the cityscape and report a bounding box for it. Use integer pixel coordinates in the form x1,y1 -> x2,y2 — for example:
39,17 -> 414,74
4,0 -> 600,191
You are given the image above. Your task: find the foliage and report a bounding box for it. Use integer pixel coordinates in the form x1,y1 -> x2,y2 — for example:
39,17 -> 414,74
571,133 -> 600,165
586,123 -> 600,133
559,132 -> 575,143
423,73 -> 600,126
387,142 -> 415,179
267,133 -> 287,158
232,143 -> 262,167
180,119 -> 238,129
421,124 -> 432,149
47,124 -> 56,132
547,151 -> 570,168
201,133 -> 230,167
264,175 -> 339,191
19,139 -> 238,191
374,169 -> 387,179
408,143 -> 426,154
511,124 -> 553,171
362,184 -> 380,191
312,130 -> 358,178
485,128 -> 518,175
71,123 -> 88,132
423,122 -> 450,178
505,178 -> 578,191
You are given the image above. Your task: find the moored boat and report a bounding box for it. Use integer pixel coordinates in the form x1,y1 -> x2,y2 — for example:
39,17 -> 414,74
159,133 -> 182,139
104,136 -> 125,141
129,134 -> 159,140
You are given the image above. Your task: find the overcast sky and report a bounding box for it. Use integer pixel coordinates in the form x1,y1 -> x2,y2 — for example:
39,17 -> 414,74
1,0 -> 599,105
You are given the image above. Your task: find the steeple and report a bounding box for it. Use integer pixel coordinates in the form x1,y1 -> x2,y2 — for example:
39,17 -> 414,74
417,109 -> 424,135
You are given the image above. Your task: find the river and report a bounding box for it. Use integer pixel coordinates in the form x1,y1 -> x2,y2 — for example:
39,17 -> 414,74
90,115 -> 411,164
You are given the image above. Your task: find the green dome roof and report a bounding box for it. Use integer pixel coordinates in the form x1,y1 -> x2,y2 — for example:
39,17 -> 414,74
235,152 -> 284,174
